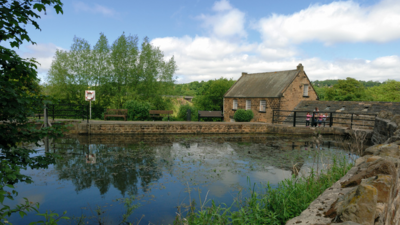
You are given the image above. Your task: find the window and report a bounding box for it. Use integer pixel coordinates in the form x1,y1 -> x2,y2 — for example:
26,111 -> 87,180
260,100 -> 266,112
233,100 -> 238,110
303,84 -> 309,96
246,100 -> 251,110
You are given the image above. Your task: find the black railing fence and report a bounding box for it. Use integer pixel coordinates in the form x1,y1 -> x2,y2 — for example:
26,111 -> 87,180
35,104 -> 89,123
272,110 -> 377,129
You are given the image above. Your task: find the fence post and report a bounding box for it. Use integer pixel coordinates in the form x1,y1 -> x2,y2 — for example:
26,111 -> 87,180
329,112 -> 333,127
350,113 -> 353,129
187,109 -> 191,121
293,111 -> 297,127
44,104 -> 48,128
52,104 -> 55,121
87,104 -> 89,123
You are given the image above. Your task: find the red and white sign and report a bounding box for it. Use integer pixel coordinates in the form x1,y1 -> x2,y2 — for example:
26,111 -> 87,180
85,90 -> 95,101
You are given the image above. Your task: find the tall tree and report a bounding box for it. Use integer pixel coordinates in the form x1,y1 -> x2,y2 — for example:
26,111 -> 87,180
1,0 -> 65,222
47,33 -> 177,113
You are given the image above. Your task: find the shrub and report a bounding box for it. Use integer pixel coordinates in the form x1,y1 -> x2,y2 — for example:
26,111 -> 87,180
177,104 -> 198,121
123,100 -> 151,121
162,116 -> 182,121
233,109 -> 254,122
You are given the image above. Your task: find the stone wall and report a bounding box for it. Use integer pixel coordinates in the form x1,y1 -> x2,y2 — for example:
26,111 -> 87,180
371,112 -> 400,145
287,141 -> 400,225
223,97 -> 278,123
280,70 -> 318,112
287,112 -> 400,225
64,121 -> 348,136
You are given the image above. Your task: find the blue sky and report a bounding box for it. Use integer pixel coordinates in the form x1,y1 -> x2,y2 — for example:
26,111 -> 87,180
7,0 -> 400,83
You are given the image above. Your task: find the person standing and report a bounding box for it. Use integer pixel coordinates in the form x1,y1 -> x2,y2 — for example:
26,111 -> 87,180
318,113 -> 323,127
322,113 -> 327,127
306,112 -> 311,127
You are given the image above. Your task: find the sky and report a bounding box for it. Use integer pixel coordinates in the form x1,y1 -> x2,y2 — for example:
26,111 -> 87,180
5,0 -> 400,83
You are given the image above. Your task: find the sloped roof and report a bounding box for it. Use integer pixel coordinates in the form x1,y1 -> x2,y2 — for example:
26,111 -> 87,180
224,69 -> 300,98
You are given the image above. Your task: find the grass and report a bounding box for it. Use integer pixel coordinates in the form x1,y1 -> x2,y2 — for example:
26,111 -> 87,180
174,155 -> 354,225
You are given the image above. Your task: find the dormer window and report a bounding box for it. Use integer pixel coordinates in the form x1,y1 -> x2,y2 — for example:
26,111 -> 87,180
303,84 -> 309,97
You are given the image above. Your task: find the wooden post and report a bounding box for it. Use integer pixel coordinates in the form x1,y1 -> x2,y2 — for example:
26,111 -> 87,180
329,112 -> 333,127
44,104 -> 48,128
350,113 -> 353,129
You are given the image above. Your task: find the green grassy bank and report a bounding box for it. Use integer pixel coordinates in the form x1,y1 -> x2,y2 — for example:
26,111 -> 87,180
174,156 -> 353,225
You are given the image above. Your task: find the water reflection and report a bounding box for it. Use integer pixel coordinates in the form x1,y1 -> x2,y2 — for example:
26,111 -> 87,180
7,134 -> 355,225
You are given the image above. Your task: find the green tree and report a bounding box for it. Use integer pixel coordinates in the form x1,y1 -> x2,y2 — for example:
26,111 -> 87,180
366,80 -> 400,102
325,77 -> 371,101
193,78 -> 235,111
0,0 -> 66,222
47,33 -> 177,115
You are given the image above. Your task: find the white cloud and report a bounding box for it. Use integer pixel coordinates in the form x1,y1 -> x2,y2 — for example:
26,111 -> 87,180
256,0 -> 400,46
152,34 -> 400,83
73,1 -> 118,17
17,43 -> 64,81
212,0 -> 233,12
199,0 -> 246,38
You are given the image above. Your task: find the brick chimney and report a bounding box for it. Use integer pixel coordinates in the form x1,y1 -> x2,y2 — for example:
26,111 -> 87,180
297,63 -> 304,72
242,72 -> 248,76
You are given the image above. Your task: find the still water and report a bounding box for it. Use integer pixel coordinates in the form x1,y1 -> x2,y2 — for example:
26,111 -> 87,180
6,134 -> 353,225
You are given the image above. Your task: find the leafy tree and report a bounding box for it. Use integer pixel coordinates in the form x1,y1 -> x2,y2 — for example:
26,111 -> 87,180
47,33 -> 177,116
325,77 -> 372,101
193,78 -> 235,111
366,80 -> 400,102
1,0 -> 66,222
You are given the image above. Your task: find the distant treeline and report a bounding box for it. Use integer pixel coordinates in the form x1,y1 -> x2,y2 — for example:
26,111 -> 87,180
311,79 -> 382,88
173,78 -> 399,102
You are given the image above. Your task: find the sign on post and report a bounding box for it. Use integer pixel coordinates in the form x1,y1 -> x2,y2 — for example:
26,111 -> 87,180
85,90 -> 95,101
85,90 -> 95,120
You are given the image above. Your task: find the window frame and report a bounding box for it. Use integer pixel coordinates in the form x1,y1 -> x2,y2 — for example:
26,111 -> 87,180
246,100 -> 251,110
233,99 -> 238,110
259,100 -> 266,112
303,84 -> 309,97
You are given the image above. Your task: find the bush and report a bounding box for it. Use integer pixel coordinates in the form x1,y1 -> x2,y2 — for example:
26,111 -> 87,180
162,116 -> 182,121
177,104 -> 198,121
233,109 -> 254,122
123,100 -> 151,121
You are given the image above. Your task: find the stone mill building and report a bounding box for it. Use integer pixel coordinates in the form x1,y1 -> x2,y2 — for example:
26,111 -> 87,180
223,64 -> 318,122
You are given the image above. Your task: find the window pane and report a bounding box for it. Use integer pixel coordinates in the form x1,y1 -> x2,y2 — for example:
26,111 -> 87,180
246,100 -> 251,110
233,100 -> 237,109
260,100 -> 266,111
303,84 -> 309,96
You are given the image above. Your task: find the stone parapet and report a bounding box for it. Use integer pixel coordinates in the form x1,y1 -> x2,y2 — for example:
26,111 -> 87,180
63,121 -> 349,136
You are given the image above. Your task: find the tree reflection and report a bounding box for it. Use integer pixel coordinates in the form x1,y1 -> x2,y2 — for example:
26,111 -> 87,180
52,138 -> 165,196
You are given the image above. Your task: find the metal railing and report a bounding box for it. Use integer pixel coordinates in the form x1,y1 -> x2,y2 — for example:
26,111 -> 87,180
272,110 -> 377,129
36,104 -> 89,123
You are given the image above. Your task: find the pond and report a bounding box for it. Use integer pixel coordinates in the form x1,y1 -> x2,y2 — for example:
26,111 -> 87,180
5,134 -> 356,225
